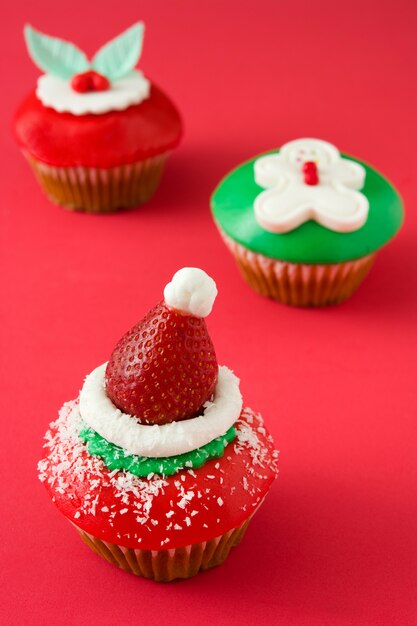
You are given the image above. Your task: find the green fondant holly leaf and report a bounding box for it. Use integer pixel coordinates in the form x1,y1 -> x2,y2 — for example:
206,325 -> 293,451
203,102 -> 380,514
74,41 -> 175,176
24,24 -> 90,80
91,22 -> 144,81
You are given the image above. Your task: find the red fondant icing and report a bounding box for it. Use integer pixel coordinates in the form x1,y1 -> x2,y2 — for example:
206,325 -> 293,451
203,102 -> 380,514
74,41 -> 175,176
39,403 -> 278,551
14,83 -> 182,168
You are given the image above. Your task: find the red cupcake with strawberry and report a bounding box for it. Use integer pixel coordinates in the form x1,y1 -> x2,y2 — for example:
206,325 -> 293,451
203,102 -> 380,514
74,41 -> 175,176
14,23 -> 182,213
38,268 -> 279,581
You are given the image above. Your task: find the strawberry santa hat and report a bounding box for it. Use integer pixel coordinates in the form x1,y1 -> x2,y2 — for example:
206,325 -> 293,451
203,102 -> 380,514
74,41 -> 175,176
105,268 -> 219,426
38,267 -> 278,582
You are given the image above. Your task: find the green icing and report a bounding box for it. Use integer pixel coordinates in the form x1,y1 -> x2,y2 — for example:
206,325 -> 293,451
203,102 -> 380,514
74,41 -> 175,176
24,22 -> 145,82
211,150 -> 404,264
79,425 -> 236,477
24,25 -> 89,80
91,23 -> 144,81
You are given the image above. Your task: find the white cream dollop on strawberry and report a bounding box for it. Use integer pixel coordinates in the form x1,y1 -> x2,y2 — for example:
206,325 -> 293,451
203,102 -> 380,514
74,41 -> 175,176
163,268 -> 218,318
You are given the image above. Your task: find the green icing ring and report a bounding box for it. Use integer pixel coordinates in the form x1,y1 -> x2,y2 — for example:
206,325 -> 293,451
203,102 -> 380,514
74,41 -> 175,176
79,425 -> 236,477
211,150 -> 404,264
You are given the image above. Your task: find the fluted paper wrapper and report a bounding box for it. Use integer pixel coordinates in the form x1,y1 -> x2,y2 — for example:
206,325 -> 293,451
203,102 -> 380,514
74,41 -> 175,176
73,518 -> 250,582
222,233 -> 375,307
25,152 -> 169,213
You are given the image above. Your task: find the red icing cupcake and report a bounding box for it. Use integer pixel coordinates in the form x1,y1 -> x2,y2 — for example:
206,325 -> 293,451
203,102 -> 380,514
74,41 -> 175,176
14,23 -> 182,213
38,268 -> 279,581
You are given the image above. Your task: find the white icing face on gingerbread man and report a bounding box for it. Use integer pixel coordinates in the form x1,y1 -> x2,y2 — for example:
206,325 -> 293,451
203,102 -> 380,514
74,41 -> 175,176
253,138 -> 369,233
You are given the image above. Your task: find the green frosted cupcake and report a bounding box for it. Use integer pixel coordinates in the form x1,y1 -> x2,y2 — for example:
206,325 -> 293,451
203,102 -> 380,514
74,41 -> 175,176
211,138 -> 403,306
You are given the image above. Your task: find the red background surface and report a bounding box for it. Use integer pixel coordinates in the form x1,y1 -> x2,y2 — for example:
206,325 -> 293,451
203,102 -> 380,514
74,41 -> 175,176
1,1 -> 417,624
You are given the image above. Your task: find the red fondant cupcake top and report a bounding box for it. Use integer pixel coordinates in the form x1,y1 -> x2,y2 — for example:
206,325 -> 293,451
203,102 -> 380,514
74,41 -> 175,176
14,23 -> 182,168
39,400 -> 278,551
14,85 -> 182,168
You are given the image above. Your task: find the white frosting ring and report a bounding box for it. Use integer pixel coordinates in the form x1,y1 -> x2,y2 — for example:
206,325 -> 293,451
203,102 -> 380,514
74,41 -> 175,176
79,364 -> 243,458
36,70 -> 150,115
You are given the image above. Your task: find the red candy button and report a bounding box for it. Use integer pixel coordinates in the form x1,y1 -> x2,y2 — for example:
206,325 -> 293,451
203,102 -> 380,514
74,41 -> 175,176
302,161 -> 319,185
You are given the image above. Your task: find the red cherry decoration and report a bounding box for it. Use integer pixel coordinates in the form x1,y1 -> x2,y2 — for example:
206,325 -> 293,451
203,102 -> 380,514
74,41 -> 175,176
71,72 -> 91,93
91,72 -> 110,91
70,71 -> 110,93
302,161 -> 319,186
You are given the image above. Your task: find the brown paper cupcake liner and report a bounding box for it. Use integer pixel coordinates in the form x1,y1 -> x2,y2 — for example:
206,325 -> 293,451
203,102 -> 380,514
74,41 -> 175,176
24,152 -> 169,213
73,517 -> 251,582
222,232 -> 376,307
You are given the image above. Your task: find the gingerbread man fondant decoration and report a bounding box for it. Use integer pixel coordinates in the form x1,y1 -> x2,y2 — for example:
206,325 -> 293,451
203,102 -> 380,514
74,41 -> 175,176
253,138 -> 369,234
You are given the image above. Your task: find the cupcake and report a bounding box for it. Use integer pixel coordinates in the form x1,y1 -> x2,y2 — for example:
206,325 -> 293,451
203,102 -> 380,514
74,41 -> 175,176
211,138 -> 404,306
38,268 -> 279,581
14,23 -> 182,213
